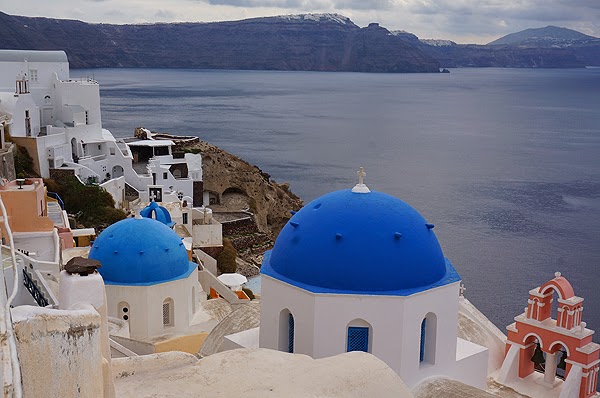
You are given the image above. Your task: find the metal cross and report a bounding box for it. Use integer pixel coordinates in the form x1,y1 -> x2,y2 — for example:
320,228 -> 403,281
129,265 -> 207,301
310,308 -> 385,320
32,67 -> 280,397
149,192 -> 158,202
459,283 -> 467,297
357,167 -> 366,185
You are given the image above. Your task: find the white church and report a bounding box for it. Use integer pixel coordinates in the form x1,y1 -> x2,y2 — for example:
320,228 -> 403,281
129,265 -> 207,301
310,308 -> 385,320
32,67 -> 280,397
258,169 -> 489,389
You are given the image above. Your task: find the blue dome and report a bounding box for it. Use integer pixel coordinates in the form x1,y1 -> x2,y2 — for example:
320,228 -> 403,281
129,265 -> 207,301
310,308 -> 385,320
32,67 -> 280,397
261,189 -> 460,295
89,218 -> 195,286
140,201 -> 175,228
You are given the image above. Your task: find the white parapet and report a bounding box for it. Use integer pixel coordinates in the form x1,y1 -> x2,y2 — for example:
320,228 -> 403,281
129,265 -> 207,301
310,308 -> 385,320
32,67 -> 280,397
11,305 -> 104,398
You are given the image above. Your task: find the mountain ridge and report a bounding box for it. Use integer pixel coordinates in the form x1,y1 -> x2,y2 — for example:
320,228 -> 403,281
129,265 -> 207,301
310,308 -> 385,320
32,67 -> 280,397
0,12 -> 440,73
488,25 -> 599,47
1,12 -> 599,70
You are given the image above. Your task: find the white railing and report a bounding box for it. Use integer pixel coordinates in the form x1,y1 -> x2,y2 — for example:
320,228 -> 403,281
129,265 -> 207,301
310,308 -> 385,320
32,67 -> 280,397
64,77 -> 98,85
0,197 -> 23,397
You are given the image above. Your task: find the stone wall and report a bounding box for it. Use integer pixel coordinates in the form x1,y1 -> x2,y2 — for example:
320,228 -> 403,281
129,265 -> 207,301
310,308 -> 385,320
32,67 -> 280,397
230,232 -> 270,251
0,142 -> 16,180
221,216 -> 258,236
49,167 -> 76,181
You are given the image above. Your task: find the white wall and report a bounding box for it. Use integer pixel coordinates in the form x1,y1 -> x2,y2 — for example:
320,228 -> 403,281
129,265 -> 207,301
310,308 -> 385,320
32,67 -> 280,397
12,305 -> 104,398
7,94 -> 39,137
0,59 -> 68,94
192,221 -> 223,247
53,76 -> 101,126
105,271 -> 200,341
260,275 -> 488,389
100,176 -> 126,209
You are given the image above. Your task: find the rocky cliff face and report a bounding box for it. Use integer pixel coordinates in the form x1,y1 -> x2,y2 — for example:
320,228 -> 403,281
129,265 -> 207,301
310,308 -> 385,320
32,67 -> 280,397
0,12 -> 440,73
417,43 -> 587,68
177,139 -> 303,239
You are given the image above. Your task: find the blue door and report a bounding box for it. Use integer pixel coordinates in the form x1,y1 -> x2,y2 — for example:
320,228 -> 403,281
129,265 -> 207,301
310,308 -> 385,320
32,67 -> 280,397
347,327 -> 369,352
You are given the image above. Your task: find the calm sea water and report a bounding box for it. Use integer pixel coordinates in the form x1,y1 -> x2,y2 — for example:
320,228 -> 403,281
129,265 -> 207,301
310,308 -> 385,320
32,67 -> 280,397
73,67 -> 600,333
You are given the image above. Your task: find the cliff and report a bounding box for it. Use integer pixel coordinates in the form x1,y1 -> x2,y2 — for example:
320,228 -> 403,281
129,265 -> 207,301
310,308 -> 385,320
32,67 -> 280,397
0,12 -> 440,73
175,138 -> 303,239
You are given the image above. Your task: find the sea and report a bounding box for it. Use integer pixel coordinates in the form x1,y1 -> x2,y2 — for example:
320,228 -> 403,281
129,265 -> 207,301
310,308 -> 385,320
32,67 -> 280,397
72,67 -> 600,334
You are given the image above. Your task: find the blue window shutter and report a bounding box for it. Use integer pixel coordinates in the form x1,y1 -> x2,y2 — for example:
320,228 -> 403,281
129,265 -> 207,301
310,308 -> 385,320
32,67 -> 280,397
288,314 -> 295,353
420,319 -> 427,362
347,327 -> 369,352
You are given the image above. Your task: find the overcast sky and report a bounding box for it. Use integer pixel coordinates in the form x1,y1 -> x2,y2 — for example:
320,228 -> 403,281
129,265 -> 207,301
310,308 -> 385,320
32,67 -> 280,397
1,0 -> 599,44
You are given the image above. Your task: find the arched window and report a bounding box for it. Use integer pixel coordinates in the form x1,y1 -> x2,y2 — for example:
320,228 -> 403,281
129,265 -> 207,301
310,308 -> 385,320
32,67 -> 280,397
118,301 -> 130,322
163,298 -> 174,327
420,313 -> 437,365
278,309 -> 294,353
346,319 -> 372,353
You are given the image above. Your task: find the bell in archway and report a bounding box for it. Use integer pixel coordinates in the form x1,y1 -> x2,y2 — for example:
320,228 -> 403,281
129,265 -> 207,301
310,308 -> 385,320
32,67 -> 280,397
531,343 -> 546,365
557,350 -> 567,370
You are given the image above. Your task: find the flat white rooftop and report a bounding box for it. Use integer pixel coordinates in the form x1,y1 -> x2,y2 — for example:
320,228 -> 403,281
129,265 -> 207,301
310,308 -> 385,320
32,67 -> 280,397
0,50 -> 68,63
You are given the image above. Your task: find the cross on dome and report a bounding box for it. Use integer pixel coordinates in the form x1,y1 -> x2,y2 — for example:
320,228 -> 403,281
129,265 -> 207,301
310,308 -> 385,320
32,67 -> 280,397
351,167 -> 371,194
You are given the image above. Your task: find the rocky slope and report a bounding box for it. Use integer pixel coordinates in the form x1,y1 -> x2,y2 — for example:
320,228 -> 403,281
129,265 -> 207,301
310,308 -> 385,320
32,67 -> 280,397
177,139 -> 303,239
0,12 -> 440,73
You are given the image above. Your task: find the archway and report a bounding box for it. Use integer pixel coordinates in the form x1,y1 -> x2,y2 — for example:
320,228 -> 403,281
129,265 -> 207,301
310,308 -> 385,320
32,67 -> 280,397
278,308 -> 294,353
420,312 -> 437,365
112,165 -> 124,178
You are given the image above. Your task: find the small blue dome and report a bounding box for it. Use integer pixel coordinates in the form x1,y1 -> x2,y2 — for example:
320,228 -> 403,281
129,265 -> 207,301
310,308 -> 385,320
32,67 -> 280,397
89,218 -> 195,286
140,201 -> 175,228
261,189 -> 460,295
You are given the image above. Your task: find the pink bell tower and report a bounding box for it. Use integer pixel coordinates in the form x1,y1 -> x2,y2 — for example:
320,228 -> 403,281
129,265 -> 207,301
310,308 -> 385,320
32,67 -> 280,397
499,273 -> 599,398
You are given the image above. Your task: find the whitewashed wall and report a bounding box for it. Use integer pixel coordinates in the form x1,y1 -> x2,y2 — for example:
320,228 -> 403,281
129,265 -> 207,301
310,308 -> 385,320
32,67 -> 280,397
260,275 -> 488,389
12,305 -> 104,398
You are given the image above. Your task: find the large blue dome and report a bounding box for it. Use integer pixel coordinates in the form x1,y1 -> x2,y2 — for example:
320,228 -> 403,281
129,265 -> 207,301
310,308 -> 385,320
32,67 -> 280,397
261,189 -> 460,295
89,218 -> 196,286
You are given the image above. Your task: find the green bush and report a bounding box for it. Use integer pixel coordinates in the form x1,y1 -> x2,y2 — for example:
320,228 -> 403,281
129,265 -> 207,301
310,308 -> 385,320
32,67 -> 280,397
14,145 -> 36,178
43,175 -> 126,228
217,238 -> 237,274
242,287 -> 255,300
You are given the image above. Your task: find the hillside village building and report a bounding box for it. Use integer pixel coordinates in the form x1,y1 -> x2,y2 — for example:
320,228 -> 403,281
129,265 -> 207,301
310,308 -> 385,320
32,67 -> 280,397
0,48 -> 597,396
0,170 -> 598,397
0,50 -> 204,207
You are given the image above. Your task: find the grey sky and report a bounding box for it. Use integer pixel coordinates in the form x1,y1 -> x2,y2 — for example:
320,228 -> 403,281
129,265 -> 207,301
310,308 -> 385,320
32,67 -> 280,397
0,0 -> 598,43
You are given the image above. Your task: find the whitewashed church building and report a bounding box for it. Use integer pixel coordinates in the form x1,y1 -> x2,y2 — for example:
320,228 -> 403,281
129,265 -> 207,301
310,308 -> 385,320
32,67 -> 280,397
259,171 -> 489,389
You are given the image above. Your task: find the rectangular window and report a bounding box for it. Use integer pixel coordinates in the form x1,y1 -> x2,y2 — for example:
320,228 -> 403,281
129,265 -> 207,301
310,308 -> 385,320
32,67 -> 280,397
110,148 -> 115,156
29,69 -> 38,82
163,172 -> 168,180
86,111 -> 89,125
347,327 -> 369,352
182,213 -> 188,224
163,300 -> 172,326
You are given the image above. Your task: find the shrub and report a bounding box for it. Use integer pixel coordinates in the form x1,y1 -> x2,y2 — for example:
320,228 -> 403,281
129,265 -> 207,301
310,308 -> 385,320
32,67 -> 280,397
14,145 -> 36,178
217,238 -> 237,274
242,287 -> 255,300
43,175 -> 126,228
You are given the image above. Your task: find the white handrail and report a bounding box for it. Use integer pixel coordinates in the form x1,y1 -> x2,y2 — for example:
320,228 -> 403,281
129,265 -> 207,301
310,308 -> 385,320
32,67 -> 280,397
0,197 -> 23,397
